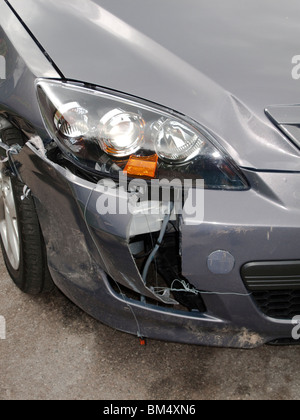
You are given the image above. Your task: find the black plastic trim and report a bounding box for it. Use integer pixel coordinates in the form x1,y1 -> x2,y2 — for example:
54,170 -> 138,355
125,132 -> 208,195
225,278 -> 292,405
241,261 -> 300,291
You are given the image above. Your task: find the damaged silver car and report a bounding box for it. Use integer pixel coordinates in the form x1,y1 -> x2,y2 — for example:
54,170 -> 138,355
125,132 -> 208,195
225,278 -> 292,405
1,0 -> 300,348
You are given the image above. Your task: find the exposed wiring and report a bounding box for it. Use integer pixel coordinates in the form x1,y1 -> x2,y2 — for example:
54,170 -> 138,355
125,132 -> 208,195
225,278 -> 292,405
0,142 -> 21,163
21,185 -> 31,201
198,291 -> 252,297
143,207 -> 159,296
153,279 -> 252,298
142,202 -> 174,283
0,142 -> 30,199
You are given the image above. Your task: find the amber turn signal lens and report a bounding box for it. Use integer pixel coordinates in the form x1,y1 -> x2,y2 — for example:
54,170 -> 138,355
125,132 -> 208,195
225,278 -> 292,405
124,154 -> 158,178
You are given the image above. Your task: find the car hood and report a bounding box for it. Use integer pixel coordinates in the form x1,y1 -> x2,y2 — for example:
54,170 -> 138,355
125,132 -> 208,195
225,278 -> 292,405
7,0 -> 300,171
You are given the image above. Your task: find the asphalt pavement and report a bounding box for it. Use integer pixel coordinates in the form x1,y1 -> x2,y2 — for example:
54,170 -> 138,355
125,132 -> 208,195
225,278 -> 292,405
0,252 -> 300,400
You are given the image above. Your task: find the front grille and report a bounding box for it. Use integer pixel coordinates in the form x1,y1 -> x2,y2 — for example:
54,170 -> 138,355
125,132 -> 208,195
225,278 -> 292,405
241,261 -> 300,320
251,290 -> 300,320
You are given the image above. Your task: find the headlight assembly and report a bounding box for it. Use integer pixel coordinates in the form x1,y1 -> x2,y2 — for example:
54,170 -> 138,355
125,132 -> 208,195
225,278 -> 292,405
36,80 -> 248,190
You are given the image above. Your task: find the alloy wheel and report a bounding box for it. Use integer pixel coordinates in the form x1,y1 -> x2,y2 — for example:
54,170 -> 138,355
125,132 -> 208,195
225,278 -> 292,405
0,167 -> 20,271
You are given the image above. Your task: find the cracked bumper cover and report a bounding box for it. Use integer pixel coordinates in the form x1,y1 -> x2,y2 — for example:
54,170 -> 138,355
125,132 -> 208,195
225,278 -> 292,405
9,141 -> 300,349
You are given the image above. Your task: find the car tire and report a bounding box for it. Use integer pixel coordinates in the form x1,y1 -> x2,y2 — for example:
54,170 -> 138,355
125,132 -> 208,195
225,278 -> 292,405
0,128 -> 54,294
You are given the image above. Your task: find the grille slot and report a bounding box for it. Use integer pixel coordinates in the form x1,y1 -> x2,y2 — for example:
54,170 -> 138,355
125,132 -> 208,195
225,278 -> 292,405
241,261 -> 300,320
252,290 -> 300,319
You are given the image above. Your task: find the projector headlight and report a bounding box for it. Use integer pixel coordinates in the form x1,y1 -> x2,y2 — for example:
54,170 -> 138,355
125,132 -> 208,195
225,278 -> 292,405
99,108 -> 145,157
36,80 -> 248,190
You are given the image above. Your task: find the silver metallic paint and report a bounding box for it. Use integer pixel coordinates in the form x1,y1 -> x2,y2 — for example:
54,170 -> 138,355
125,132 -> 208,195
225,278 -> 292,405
1,0 -> 300,347
8,0 -> 300,171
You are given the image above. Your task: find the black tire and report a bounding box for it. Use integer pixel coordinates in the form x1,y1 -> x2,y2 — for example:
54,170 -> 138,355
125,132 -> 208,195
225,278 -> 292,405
0,128 -> 54,294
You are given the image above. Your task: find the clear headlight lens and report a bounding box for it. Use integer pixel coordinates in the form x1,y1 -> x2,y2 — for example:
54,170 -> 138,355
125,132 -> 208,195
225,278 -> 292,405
153,118 -> 204,163
36,80 -> 248,190
53,102 -> 89,153
54,102 -> 89,139
99,109 -> 145,157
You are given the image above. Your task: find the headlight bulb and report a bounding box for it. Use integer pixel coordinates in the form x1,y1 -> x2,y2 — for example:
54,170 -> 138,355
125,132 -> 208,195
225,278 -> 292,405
154,118 -> 204,163
54,102 -> 89,138
99,108 -> 145,157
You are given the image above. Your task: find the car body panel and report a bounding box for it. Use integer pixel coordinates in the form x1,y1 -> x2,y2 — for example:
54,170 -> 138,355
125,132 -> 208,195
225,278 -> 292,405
0,0 -> 58,79
1,0 -> 300,348
6,0 -> 300,171
0,1 -> 59,132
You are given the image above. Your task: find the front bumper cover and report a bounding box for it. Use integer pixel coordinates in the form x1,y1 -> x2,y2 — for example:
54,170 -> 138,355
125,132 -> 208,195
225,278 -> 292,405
7,138 -> 300,348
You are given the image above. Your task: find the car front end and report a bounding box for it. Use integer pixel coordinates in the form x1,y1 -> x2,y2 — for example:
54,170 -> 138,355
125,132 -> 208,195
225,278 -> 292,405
1,0 -> 300,348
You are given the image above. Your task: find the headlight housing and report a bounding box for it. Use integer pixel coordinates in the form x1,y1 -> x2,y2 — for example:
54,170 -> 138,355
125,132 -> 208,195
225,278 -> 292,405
36,80 -> 248,190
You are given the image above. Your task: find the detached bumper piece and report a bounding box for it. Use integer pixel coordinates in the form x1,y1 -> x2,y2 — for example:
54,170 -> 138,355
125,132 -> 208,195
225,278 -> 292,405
242,261 -> 300,319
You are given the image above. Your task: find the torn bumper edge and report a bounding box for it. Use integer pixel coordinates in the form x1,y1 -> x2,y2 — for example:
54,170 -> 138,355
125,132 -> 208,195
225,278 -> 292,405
10,140 -> 273,348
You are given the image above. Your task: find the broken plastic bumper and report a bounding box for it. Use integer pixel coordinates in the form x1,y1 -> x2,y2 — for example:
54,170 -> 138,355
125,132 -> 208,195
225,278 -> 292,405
10,140 -> 300,349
